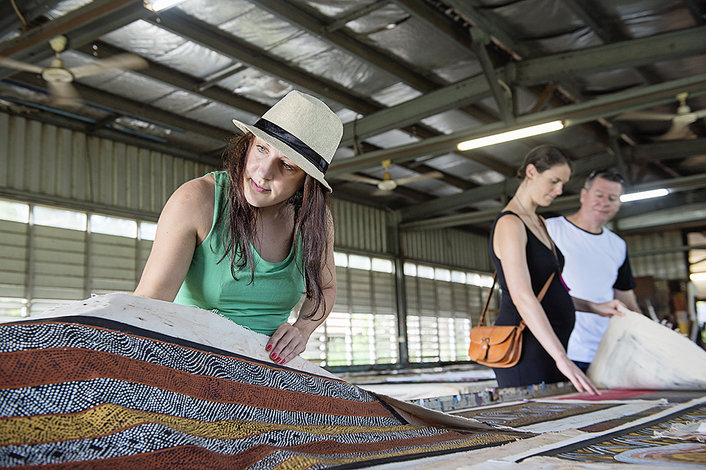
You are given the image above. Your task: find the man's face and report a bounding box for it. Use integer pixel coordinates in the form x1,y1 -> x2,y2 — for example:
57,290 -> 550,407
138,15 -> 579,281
580,176 -> 623,226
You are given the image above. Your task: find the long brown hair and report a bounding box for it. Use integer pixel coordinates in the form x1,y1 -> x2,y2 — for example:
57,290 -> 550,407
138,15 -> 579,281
218,133 -> 331,320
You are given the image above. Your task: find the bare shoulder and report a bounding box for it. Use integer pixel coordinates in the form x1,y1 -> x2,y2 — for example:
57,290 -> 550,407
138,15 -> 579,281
161,174 -> 215,238
172,174 -> 215,206
495,211 -> 524,234
493,211 -> 528,262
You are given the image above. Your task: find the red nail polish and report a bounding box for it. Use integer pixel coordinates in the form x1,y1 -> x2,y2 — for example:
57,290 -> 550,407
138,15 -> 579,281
271,353 -> 278,361
266,345 -> 272,351
278,358 -> 285,364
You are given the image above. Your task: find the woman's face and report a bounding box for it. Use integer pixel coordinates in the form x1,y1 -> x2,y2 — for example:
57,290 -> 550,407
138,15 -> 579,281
527,163 -> 571,207
243,136 -> 306,208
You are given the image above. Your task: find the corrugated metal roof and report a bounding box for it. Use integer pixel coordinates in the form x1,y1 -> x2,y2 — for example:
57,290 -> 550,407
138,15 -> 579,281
0,0 -> 704,233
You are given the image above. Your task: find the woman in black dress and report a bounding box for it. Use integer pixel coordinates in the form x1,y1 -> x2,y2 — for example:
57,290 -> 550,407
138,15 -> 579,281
489,146 -> 622,393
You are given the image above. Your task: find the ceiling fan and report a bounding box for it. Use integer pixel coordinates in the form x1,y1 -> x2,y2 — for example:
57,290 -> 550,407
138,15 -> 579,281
0,35 -> 147,107
614,92 -> 706,141
337,159 -> 443,194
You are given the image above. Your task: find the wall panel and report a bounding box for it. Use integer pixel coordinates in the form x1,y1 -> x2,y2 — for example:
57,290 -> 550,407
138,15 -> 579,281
401,229 -> 492,272
0,113 -> 214,219
331,198 -> 389,254
624,229 -> 687,280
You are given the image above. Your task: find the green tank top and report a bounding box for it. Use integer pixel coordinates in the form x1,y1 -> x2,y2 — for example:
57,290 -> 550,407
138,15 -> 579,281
174,171 -> 306,335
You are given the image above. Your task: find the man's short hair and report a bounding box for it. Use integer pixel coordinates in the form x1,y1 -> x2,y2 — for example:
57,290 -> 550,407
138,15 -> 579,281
584,168 -> 625,190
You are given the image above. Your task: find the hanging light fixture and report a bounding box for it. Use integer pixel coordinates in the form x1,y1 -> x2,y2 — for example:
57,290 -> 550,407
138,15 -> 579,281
457,121 -> 565,151
143,0 -> 187,12
620,188 -> 670,202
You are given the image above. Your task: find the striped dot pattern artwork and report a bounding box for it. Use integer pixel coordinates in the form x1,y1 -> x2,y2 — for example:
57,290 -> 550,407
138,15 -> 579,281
0,316 -> 524,469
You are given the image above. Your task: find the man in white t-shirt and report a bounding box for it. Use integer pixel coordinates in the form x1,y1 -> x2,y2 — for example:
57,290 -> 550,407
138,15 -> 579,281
546,169 -> 641,372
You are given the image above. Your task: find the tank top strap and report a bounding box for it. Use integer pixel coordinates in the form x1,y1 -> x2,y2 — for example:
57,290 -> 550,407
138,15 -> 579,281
496,210 -> 520,221
201,171 -> 229,246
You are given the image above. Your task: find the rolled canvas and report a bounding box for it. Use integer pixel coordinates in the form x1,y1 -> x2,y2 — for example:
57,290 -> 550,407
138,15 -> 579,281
588,307 -> 706,390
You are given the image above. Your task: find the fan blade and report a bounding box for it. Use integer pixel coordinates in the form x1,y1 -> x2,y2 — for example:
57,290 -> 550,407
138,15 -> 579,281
614,111 -> 675,121
693,108 -> 706,120
70,54 -> 148,79
653,121 -> 697,141
372,188 -> 395,196
335,173 -> 381,186
394,171 -> 443,186
673,113 -> 699,126
0,56 -> 43,74
47,80 -> 81,107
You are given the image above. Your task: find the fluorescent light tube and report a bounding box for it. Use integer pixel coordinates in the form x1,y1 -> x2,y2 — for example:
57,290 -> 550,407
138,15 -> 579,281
457,121 -> 565,151
144,0 -> 187,11
620,188 -> 669,203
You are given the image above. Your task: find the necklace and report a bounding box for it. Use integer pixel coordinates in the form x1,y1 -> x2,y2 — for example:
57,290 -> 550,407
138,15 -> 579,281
514,195 -> 548,240
513,195 -> 558,263
514,196 -> 537,221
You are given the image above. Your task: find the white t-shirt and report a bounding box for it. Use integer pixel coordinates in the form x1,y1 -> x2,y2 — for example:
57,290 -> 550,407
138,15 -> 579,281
546,216 -> 636,363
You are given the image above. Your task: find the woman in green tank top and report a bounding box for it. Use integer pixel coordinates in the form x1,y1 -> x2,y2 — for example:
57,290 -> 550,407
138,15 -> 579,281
135,91 -> 343,366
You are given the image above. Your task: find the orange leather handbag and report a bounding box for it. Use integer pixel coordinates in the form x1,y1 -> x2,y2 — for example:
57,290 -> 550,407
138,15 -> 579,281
468,271 -> 554,368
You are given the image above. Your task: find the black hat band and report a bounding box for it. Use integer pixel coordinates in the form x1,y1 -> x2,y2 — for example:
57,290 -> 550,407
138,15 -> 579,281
254,119 -> 329,174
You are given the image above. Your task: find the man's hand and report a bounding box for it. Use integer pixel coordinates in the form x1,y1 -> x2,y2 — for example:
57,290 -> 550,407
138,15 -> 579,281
591,299 -> 627,317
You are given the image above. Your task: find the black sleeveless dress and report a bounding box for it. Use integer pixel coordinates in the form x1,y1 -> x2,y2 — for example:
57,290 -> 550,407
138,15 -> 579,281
488,211 -> 575,387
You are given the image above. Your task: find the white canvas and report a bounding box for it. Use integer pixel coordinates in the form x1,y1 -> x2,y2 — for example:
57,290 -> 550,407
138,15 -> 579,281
588,307 -> 706,390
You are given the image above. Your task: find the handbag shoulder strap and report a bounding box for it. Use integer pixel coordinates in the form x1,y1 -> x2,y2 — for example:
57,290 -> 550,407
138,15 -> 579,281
478,213 -> 560,327
478,271 -> 556,326
478,273 -> 498,326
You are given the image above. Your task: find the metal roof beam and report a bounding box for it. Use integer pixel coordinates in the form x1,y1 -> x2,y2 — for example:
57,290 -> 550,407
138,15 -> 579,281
616,199 -> 706,232
628,138 -> 706,163
513,26 -> 706,85
399,162 -> 477,190
12,72 -> 232,144
251,0 -> 438,92
76,41 -> 269,117
401,172 -> 706,231
562,0 -> 661,85
561,0 -> 616,42
400,195 -> 576,231
325,0 -> 391,33
682,0 -> 706,26
471,28 -> 513,124
331,73 -> 706,176
393,0 -> 475,50
251,0 -> 514,179
253,0 -> 499,128
144,10 -> 459,166
0,0 -> 65,35
398,151 -> 616,222
146,9 -> 379,116
340,26 -> 706,145
442,0 -> 531,58
400,137 -> 706,224
150,8 -> 500,188
393,0 -> 609,147
340,74 -> 490,146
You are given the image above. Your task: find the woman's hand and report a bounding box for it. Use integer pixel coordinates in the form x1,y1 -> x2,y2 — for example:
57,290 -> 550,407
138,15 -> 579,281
591,299 -> 626,317
266,323 -> 310,365
556,356 -> 599,395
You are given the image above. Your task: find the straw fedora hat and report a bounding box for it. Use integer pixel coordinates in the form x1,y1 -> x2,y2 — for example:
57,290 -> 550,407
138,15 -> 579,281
232,90 -> 343,192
